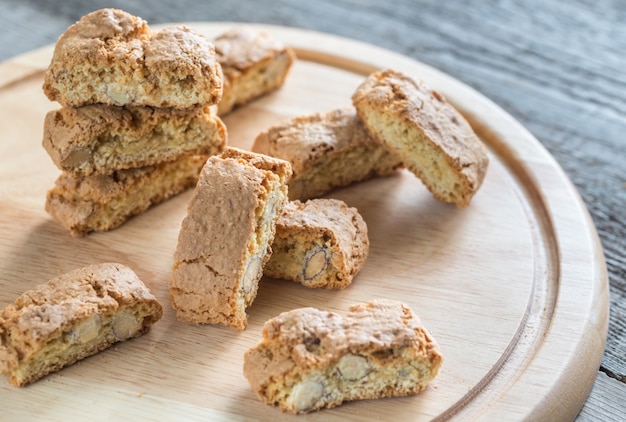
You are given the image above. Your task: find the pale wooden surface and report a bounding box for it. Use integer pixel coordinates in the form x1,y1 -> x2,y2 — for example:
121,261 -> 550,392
0,1 -> 624,421
0,22 -> 609,421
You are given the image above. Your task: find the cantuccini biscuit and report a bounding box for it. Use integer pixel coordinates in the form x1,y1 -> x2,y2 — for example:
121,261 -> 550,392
43,8 -> 223,108
214,27 -> 296,115
169,147 -> 291,330
244,299 -> 443,414
352,69 -> 489,207
264,199 -> 369,290
252,107 -> 403,200
43,105 -> 226,176
46,155 -> 209,236
0,263 -> 162,387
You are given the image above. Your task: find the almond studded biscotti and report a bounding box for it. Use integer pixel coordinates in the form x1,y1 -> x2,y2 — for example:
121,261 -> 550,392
352,69 -> 489,207
0,263 -> 162,387
264,199 -> 369,289
169,147 -> 291,330
244,299 -> 443,414
214,26 -> 296,115
46,155 -> 209,236
43,9 -> 223,108
43,105 -> 226,176
252,107 -> 403,200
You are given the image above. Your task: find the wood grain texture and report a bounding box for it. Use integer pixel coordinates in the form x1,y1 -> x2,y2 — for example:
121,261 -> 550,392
0,0 -> 623,420
576,372 -> 626,422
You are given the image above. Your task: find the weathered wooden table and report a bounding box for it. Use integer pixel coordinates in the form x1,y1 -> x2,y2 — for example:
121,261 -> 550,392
0,1 -> 624,420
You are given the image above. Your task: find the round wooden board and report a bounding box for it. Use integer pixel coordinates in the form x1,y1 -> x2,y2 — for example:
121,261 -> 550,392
0,24 -> 608,421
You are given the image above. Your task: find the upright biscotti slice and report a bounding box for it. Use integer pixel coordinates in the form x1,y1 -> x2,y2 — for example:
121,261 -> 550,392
244,299 -> 443,414
264,199 -> 369,290
252,107 -> 403,200
0,263 -> 162,387
214,26 -> 296,115
46,155 -> 209,236
43,8 -> 223,108
169,147 -> 292,330
43,105 -> 226,176
352,69 -> 489,207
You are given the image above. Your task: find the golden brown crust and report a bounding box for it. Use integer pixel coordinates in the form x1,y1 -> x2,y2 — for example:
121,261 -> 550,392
169,147 -> 292,330
252,107 -> 402,200
43,9 -> 223,108
214,26 -> 296,115
264,199 -> 369,289
243,299 -> 443,413
0,263 -> 162,387
43,105 -> 226,176
352,69 -> 489,207
45,155 -> 209,236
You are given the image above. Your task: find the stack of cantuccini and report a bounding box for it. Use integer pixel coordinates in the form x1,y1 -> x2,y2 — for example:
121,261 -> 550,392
41,8 -> 227,236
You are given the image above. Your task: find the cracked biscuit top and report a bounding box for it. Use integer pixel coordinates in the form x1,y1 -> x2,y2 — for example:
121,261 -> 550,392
213,26 -> 296,115
43,8 -> 223,108
215,26 -> 290,74
253,107 -> 402,200
243,299 -> 443,413
352,69 -> 489,207
0,263 -> 163,386
255,108 -> 384,176
264,198 -> 369,290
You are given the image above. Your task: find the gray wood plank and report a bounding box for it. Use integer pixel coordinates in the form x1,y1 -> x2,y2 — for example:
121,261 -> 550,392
577,372 -> 626,421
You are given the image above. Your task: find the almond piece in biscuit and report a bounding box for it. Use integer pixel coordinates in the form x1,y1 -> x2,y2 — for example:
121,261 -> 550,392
0,263 -> 162,387
43,105 -> 226,176
244,299 -> 443,413
264,198 -> 369,290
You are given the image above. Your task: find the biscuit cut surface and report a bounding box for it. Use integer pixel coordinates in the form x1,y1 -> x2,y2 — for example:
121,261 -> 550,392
252,107 -> 402,200
352,69 -> 489,207
43,105 -> 226,176
0,263 -> 162,387
244,299 -> 443,414
46,155 -> 209,236
42,8 -> 223,108
169,147 -> 292,330
264,199 -> 369,289
214,26 -> 295,115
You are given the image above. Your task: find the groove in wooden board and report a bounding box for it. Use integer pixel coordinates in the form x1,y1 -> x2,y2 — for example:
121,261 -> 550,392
0,67 -> 43,91
0,45 -> 56,90
0,24 -> 608,421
